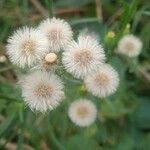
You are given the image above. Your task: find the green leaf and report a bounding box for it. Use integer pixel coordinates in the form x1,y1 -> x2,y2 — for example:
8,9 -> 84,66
132,97 -> 150,129
138,133 -> 150,150
0,78 -> 21,101
64,135 -> 100,150
45,0 -> 54,17
55,0 -> 92,8
101,94 -> 137,119
112,134 -> 135,150
0,114 -> 16,137
0,98 -> 7,112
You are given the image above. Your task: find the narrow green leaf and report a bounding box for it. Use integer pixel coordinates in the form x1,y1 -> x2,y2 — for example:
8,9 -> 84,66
0,114 -> 16,137
45,0 -> 53,17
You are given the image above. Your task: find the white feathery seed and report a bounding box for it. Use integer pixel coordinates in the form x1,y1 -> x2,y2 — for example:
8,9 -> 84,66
6,27 -> 49,68
117,34 -> 142,57
84,64 -> 119,98
20,70 -> 64,113
68,99 -> 97,127
39,17 -> 73,52
78,29 -> 99,43
62,35 -> 105,79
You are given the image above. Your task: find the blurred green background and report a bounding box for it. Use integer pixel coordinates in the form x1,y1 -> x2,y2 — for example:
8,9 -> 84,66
0,0 -> 150,150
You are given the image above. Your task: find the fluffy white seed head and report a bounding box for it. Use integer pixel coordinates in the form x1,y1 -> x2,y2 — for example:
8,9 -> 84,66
62,35 -> 105,79
39,18 -> 73,52
78,29 -> 99,43
84,64 -> 119,98
117,34 -> 142,57
68,99 -> 97,127
20,71 -> 64,113
6,27 -> 49,68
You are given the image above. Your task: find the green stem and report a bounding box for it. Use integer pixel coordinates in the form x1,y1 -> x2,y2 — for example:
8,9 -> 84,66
0,66 -> 14,73
45,0 -> 53,17
0,94 -> 19,101
17,105 -> 25,150
47,115 -> 66,150
70,17 -> 99,26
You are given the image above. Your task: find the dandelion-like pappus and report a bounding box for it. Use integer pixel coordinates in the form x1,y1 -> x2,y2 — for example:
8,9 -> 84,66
8,17 -> 143,127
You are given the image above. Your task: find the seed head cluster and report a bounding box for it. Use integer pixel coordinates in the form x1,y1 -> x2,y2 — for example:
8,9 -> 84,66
6,17 -> 142,127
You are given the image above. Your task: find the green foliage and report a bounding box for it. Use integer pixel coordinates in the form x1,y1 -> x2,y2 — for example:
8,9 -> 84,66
0,0 -> 150,149
133,98 -> 150,129
55,0 -> 92,8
